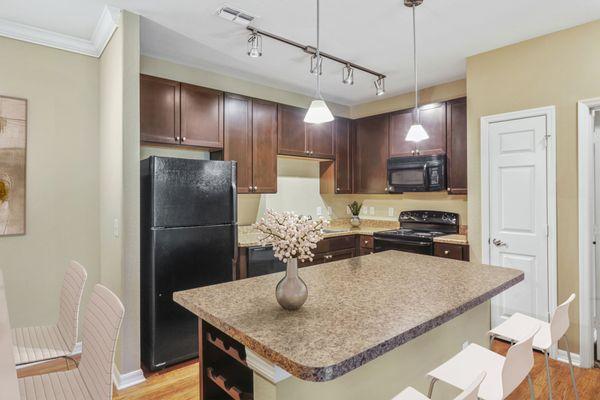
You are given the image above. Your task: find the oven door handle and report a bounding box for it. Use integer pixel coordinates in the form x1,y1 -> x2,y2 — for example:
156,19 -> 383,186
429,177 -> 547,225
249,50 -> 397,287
374,237 -> 432,247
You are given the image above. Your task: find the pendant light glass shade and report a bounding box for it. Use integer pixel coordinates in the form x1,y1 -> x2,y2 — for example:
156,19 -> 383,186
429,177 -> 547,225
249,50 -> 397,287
304,99 -> 334,123
405,123 -> 429,142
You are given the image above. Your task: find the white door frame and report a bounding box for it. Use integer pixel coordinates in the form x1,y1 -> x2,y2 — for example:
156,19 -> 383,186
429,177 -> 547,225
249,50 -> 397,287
577,98 -> 600,369
481,106 -> 558,356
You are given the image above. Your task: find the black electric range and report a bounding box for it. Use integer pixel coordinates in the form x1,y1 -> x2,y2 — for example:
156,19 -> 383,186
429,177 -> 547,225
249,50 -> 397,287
373,210 -> 459,255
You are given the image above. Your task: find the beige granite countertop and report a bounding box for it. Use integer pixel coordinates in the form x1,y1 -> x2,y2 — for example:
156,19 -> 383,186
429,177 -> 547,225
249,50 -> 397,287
237,219 -> 398,247
174,251 -> 522,382
433,234 -> 469,245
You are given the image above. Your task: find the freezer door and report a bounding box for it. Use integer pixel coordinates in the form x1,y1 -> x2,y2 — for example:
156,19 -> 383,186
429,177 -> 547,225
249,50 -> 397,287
143,224 -> 235,370
147,156 -> 236,228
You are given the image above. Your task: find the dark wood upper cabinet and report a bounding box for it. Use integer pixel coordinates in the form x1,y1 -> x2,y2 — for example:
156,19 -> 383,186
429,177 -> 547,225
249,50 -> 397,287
417,102 -> 447,155
181,83 -> 223,148
278,105 -> 307,156
307,121 -> 335,159
446,97 -> 467,195
353,114 -> 389,194
140,75 -> 180,145
252,99 -> 278,193
389,108 -> 415,157
334,118 -> 352,194
224,94 -> 252,194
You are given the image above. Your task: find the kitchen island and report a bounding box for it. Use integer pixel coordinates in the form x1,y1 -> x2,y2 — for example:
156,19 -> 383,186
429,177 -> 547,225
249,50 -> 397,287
174,250 -> 522,400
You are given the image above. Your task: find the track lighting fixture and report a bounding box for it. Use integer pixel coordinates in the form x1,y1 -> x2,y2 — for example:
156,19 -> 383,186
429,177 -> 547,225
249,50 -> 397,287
342,64 -> 354,85
374,76 -> 386,96
247,30 -> 263,58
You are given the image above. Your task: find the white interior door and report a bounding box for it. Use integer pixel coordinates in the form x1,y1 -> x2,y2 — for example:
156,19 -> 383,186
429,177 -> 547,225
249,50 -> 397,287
489,115 -> 549,328
593,109 -> 600,361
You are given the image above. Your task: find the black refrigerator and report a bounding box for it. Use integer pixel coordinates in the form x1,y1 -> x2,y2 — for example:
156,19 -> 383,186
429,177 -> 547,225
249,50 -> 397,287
140,156 -> 237,371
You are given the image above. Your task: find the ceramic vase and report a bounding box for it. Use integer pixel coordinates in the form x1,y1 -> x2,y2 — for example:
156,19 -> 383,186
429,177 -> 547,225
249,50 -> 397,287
350,215 -> 361,227
275,258 -> 308,310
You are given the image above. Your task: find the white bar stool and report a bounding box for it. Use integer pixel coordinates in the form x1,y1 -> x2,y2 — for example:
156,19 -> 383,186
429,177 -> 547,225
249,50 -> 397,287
392,371 -> 485,400
427,327 -> 539,400
18,284 -> 125,400
488,293 -> 578,400
12,261 -> 87,366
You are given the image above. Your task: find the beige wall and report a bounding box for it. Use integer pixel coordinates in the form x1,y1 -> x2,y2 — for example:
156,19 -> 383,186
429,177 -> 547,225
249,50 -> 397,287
0,37 -> 100,328
99,11 -> 142,374
466,19 -> 600,352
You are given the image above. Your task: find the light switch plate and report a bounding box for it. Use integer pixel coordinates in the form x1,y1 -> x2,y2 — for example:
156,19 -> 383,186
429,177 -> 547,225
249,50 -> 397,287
369,206 -> 375,215
113,218 -> 120,238
316,206 -> 322,216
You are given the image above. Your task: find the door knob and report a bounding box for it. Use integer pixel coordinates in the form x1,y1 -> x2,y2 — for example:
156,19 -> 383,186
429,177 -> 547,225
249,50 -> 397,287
492,238 -> 507,247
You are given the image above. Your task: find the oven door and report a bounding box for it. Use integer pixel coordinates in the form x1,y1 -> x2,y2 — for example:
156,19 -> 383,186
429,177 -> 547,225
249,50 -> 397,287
373,237 -> 433,256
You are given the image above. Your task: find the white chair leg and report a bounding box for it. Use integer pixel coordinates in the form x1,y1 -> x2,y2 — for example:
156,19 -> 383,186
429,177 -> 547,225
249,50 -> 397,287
527,373 -> 535,400
564,337 -> 579,400
427,377 -> 438,398
544,351 -> 553,400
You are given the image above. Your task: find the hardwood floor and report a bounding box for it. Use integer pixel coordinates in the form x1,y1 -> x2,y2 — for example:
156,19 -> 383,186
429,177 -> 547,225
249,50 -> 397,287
15,341 -> 600,399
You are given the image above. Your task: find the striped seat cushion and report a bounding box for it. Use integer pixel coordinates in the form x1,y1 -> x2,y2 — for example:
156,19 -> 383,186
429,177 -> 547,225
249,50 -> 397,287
12,325 -> 72,365
19,369 -> 92,400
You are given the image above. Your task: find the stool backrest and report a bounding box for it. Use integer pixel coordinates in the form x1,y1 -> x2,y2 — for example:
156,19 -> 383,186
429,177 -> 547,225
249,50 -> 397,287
550,293 -> 576,344
57,260 -> 87,351
501,326 -> 539,396
78,284 -> 124,400
454,371 -> 486,400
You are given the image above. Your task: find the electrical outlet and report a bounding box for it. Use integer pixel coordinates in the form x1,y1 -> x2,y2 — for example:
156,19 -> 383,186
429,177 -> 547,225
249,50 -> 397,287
362,207 -> 368,215
327,207 -> 332,216
388,207 -> 394,217
346,207 -> 351,215
316,206 -> 322,216
113,218 -> 120,238
369,206 -> 375,215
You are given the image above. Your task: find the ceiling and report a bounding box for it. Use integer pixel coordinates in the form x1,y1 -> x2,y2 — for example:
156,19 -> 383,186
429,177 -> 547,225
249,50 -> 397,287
2,1 -> 600,105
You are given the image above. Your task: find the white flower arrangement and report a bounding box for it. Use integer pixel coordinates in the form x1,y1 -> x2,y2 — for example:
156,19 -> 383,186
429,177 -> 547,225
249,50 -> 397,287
253,210 -> 327,263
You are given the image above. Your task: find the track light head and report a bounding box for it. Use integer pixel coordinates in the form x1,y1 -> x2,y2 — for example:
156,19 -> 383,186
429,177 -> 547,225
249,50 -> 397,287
342,65 -> 354,85
247,31 -> 263,58
310,54 -> 323,75
374,76 -> 385,96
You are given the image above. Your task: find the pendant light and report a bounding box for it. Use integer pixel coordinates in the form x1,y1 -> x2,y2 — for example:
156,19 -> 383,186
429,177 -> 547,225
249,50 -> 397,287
304,0 -> 334,124
405,0 -> 429,143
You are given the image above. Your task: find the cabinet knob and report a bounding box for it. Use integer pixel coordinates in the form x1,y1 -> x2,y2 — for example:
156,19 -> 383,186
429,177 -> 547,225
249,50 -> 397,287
253,186 -> 258,191
385,187 -> 389,192
324,254 -> 333,260
444,250 -> 450,255
364,240 -> 368,245
411,150 -> 415,155
175,137 -> 180,142
248,186 -> 253,191
181,137 -> 186,142
336,187 -> 340,192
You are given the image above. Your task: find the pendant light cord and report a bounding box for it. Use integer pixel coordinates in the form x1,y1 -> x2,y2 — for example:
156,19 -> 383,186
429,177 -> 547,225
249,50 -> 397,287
316,0 -> 322,99
412,4 -> 419,123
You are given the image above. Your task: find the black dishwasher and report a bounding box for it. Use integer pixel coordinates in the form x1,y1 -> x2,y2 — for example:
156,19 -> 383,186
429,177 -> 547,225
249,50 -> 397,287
247,246 -> 286,278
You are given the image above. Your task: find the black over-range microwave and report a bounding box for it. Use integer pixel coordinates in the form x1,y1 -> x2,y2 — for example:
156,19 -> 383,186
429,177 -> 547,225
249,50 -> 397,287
387,154 -> 446,193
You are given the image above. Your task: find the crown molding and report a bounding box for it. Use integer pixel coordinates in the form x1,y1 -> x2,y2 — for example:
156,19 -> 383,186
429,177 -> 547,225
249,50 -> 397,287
0,5 -> 120,57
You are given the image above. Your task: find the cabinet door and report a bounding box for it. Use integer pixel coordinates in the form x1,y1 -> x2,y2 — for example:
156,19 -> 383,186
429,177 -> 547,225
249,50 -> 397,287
278,105 -> 307,156
252,99 -> 278,193
417,102 -> 446,155
389,108 -> 415,157
181,83 -> 223,148
446,97 -> 467,194
334,118 -> 352,194
354,115 -> 389,194
140,75 -> 180,145
307,121 -> 334,159
224,94 -> 252,194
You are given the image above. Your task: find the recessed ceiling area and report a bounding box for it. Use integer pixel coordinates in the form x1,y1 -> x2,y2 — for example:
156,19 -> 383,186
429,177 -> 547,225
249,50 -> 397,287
2,0 -> 600,105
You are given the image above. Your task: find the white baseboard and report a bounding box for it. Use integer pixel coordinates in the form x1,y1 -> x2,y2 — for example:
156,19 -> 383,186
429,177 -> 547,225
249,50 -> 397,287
112,365 -> 146,390
16,341 -> 82,370
556,349 -> 581,367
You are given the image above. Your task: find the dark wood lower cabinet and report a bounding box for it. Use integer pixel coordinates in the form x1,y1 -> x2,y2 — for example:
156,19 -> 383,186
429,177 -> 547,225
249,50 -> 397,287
434,242 -> 470,261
